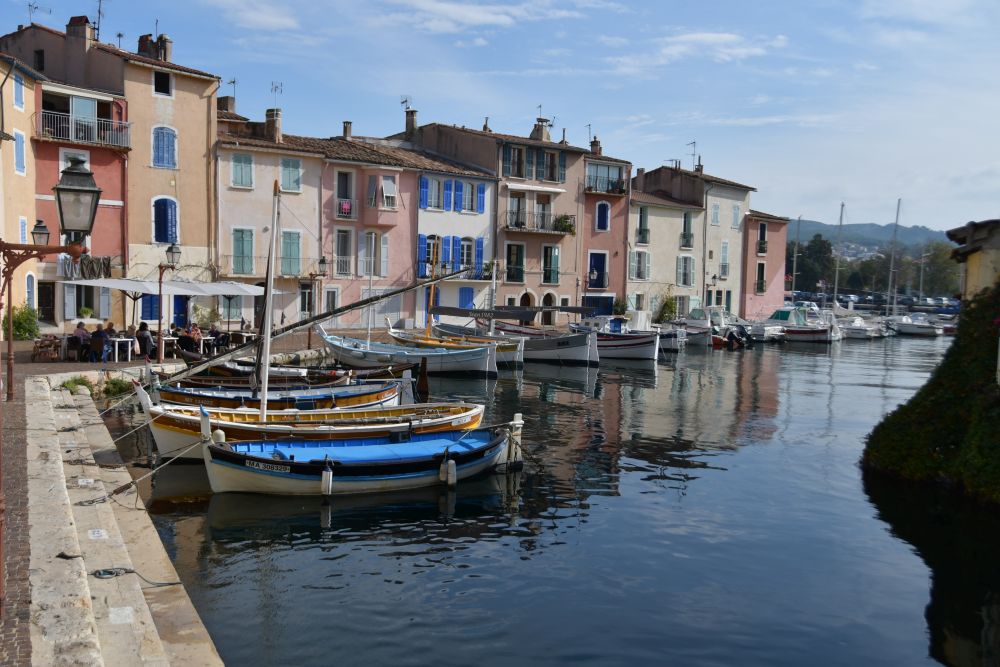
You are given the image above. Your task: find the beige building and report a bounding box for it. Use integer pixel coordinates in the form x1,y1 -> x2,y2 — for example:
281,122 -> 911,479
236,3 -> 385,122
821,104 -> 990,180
1,17 -> 219,328
946,219 -> 1000,301
0,53 -> 41,321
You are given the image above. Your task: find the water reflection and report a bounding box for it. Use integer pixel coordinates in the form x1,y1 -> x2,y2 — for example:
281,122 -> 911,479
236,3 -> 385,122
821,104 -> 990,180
864,470 -> 1000,666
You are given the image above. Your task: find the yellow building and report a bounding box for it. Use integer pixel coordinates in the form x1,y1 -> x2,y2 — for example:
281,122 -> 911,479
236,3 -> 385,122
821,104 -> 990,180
946,219 -> 1000,300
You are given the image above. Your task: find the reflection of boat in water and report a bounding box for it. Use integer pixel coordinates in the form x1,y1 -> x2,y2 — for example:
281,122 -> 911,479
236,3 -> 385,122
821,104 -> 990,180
520,362 -> 598,396
598,358 -> 659,388
206,471 -> 523,536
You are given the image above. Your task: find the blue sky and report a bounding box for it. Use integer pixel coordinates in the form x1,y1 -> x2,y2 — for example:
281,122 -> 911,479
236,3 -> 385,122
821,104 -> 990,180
9,0 -> 999,231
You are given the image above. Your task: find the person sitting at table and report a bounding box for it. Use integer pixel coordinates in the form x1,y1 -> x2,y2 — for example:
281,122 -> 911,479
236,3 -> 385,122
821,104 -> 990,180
89,323 -> 109,362
208,322 -> 229,350
104,320 -> 117,337
176,326 -> 196,353
73,321 -> 90,342
136,322 -> 155,357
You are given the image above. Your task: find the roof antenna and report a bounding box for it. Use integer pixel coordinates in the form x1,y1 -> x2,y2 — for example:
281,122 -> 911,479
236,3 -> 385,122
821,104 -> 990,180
95,0 -> 108,41
270,81 -> 283,107
537,103 -> 543,118
154,18 -> 159,37
27,2 -> 51,23
400,95 -> 412,110
586,124 -> 592,142
227,77 -> 237,100
115,31 -> 123,48
686,140 -> 696,170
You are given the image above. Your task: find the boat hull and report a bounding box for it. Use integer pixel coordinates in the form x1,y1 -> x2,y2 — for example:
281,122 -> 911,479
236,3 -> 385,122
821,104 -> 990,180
485,321 -> 599,366
593,332 -> 660,360
319,328 -> 498,378
155,382 -> 400,411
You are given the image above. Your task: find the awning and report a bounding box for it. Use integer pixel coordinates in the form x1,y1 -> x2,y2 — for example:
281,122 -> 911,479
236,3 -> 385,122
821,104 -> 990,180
64,278 -> 203,296
170,281 -> 268,297
505,183 -> 567,194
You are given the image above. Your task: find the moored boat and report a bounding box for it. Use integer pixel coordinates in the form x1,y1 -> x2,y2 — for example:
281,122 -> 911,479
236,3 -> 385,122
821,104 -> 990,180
887,314 -> 943,336
155,378 -> 401,410
387,323 -> 524,368
482,320 -> 599,366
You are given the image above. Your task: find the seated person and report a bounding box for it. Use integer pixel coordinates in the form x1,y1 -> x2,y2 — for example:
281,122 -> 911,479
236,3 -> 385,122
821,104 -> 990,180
90,323 -> 109,362
136,322 -> 155,357
73,321 -> 90,342
176,326 -> 196,353
104,321 -> 117,337
208,323 -> 229,349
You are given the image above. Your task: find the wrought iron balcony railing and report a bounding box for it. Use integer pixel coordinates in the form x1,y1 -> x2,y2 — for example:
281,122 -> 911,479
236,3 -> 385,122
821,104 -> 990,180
680,232 -> 694,248
335,198 -> 356,219
542,267 -> 559,284
757,239 -> 768,254
505,265 -> 525,283
504,211 -> 575,234
755,279 -> 767,294
636,228 -> 650,245
585,175 -> 627,194
719,263 -> 730,279
36,110 -> 131,148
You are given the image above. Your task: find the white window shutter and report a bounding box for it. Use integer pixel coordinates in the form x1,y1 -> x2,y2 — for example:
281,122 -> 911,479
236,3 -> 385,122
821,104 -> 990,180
64,284 -> 77,320
357,236 -> 367,277
98,287 -> 111,319
628,250 -> 637,280
380,233 -> 389,277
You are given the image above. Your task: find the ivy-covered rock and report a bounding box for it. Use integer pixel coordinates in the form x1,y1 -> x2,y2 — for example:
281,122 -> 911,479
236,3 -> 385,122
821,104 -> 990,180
862,280 -> 1000,503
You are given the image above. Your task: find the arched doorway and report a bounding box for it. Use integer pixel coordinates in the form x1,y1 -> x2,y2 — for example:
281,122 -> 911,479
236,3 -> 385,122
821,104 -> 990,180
541,292 -> 556,326
519,292 -> 533,325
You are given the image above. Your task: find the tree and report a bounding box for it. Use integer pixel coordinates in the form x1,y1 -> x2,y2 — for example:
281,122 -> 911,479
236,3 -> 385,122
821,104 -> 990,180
804,234 -> 834,287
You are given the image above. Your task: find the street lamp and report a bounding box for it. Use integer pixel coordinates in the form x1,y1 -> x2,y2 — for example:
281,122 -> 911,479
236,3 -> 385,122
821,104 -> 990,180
156,243 -> 181,363
588,267 -> 597,286
305,256 -> 328,349
0,156 -> 100,613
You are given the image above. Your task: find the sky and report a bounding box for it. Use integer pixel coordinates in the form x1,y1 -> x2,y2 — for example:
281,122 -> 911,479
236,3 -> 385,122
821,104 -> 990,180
7,0 -> 999,231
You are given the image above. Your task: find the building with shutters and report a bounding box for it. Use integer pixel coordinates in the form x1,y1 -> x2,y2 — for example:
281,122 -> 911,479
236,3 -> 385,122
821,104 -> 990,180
740,209 -> 790,320
581,137 -> 632,317
626,189 -> 705,322
1,16 -> 220,330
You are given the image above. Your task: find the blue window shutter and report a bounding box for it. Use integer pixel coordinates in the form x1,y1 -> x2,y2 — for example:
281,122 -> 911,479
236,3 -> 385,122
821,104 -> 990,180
525,148 -> 534,179
14,75 -> 23,108
419,176 -> 428,209
154,199 -> 167,242
453,181 -> 463,212
597,203 -> 609,230
474,237 -> 484,277
443,180 -> 452,211
451,237 -> 461,272
535,149 -> 545,180
476,183 -> 485,213
15,133 -> 25,172
417,234 -> 427,278
441,235 -> 452,267
166,129 -> 176,167
558,152 -> 566,182
64,284 -> 77,320
166,200 -> 178,242
502,145 -> 511,176
459,287 -> 474,309
141,294 -> 158,320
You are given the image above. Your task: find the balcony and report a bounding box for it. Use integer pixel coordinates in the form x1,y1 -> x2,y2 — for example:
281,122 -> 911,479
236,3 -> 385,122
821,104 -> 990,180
505,265 -> 525,283
719,263 -> 730,279
504,211 -> 576,235
636,227 -> 650,245
542,267 -> 559,284
680,232 -> 694,248
587,271 -> 609,289
335,198 -> 356,219
221,255 -> 325,278
585,175 -> 627,195
36,110 -> 131,149
757,239 -> 768,254
333,255 -> 353,277
755,279 -> 767,294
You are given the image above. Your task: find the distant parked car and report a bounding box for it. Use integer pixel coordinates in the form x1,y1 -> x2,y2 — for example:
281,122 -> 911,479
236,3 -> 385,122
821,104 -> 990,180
919,297 -> 936,306
934,297 -> 950,306
898,296 -> 916,306
794,300 -> 820,311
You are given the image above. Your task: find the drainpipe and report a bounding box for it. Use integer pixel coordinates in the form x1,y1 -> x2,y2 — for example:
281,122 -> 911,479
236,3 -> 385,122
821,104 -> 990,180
119,151 -> 128,325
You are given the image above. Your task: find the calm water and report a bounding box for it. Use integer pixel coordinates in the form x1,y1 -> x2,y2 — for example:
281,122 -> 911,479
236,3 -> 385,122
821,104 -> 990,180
114,334 -> 1000,666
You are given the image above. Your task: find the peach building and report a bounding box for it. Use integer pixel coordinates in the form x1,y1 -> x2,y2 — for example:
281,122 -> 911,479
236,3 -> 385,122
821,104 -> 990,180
740,210 -> 790,320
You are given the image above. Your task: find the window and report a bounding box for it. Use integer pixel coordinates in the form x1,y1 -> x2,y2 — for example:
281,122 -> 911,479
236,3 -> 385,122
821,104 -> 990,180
711,203 -> 720,226
756,262 -> 767,293
461,181 -> 475,212
231,154 -> 253,188
586,163 -> 624,192
637,207 -> 649,244
367,175 -> 378,207
359,231 -> 377,276
426,177 -> 443,208
542,245 -> 560,284
140,294 -> 160,320
510,146 -> 524,178
232,229 -> 253,274
720,241 -> 729,278
299,283 -> 314,318
14,130 -> 25,175
426,235 -> 441,267
731,204 -> 741,229
544,152 -> 557,181
382,175 -> 397,208
33,49 -> 44,71
629,250 -> 650,280
280,158 -> 301,192
595,201 -> 610,231
334,230 -> 352,276
560,296 -> 570,308
25,274 -> 34,309
460,239 -> 474,268
677,256 -> 695,287
505,243 -> 525,282
280,231 -> 301,275
458,287 -> 475,309
324,289 -> 338,313
153,71 -> 172,96
152,126 -> 177,168
153,198 -> 178,243
336,171 -> 353,215
757,222 -> 768,254
13,75 -> 24,110
19,217 -> 27,244
223,294 -> 242,320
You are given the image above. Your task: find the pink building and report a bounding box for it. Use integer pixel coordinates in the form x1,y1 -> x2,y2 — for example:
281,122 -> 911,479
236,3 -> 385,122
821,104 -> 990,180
581,137 -> 631,316
740,210 -> 790,320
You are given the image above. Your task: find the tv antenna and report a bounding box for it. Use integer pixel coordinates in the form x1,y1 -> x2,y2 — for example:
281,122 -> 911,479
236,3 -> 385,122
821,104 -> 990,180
686,140 -> 696,169
586,123 -> 592,142
227,78 -> 237,100
27,2 -> 51,23
95,0 -> 108,41
270,81 -> 283,107
537,104 -> 543,118
400,95 -> 412,110
115,31 -> 124,48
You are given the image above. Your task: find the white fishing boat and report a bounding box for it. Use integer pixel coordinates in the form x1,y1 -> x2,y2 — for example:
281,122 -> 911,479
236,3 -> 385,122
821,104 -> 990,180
135,383 -> 482,461
570,316 -> 659,360
752,306 -> 842,343
839,316 -> 885,339
387,322 -> 524,368
651,324 -> 687,351
482,320 -> 600,366
678,306 -> 745,345
318,326 -> 499,378
887,314 -> 943,336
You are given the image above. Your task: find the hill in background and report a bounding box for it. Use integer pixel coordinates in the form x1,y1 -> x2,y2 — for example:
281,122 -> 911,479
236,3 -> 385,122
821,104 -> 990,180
787,219 -> 948,248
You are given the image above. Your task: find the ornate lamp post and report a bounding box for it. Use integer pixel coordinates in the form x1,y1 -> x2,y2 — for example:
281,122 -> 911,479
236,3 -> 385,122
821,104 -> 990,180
156,243 -> 181,363
0,156 -> 100,613
306,256 -> 328,349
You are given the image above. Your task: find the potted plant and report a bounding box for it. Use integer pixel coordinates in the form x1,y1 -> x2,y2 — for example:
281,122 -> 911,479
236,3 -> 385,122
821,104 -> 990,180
553,214 -> 575,235
78,306 -> 93,319
612,298 -> 629,316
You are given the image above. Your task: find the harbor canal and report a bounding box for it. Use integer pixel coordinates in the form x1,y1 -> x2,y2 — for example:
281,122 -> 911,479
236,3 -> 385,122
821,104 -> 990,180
110,334 -> 997,666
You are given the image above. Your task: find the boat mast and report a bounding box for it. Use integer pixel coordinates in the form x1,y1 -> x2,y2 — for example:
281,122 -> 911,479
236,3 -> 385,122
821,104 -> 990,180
258,181 -> 280,422
790,215 -> 801,293
832,202 -> 844,306
366,231 -> 375,349
887,198 -> 901,315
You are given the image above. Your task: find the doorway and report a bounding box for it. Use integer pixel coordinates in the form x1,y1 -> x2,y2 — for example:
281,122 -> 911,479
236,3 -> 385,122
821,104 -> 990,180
542,292 -> 556,326
172,295 -> 189,328
38,281 -> 55,322
519,292 -> 533,325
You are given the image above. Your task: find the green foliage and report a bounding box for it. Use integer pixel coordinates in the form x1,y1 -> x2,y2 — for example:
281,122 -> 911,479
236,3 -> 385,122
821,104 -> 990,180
103,377 -> 131,397
78,306 -> 93,319
191,304 -> 222,328
553,214 -> 575,235
2,304 -> 40,341
612,298 -> 628,316
653,287 -> 677,322
61,375 -> 94,396
862,279 -> 1000,503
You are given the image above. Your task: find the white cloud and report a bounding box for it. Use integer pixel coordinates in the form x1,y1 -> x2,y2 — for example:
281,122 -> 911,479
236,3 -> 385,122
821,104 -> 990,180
608,31 -> 781,76
455,37 -> 489,47
380,0 -> 584,34
202,0 -> 302,30
858,0 -> 975,24
598,35 -> 629,47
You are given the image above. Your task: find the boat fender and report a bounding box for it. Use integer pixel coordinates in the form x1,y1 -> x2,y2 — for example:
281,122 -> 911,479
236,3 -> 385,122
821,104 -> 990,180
445,459 -> 457,488
212,429 -> 226,444
321,465 -> 334,496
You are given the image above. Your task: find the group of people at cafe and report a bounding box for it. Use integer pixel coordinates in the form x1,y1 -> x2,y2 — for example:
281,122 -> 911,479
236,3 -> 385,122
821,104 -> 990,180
70,320 -> 230,362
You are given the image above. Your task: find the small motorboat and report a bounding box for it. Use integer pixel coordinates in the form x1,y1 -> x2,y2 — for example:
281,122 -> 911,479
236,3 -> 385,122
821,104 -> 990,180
887,314 -> 944,336
468,320 -> 599,367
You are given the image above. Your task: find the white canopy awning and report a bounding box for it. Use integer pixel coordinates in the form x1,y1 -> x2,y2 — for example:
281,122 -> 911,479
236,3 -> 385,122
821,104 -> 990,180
64,278 -> 204,296
178,281 -> 267,297
505,183 -> 567,194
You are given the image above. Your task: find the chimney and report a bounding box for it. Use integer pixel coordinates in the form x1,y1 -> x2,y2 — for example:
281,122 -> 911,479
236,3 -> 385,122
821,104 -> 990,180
342,120 -> 352,139
265,108 -> 282,143
560,128 -> 568,145
635,168 -> 645,191
137,34 -> 156,58
405,108 -> 418,140
66,16 -> 95,52
529,118 -> 551,142
694,155 -> 703,173
217,96 -> 236,113
156,34 -> 173,62
590,135 -> 602,156
483,116 -> 491,132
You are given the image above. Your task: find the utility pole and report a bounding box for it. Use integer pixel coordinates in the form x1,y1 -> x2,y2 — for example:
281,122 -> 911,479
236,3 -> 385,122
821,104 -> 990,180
887,198 -> 901,314
832,202 -> 844,305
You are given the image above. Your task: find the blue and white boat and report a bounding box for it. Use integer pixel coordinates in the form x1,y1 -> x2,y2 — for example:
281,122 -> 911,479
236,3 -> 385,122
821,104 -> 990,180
202,417 -> 524,496
317,325 -> 498,378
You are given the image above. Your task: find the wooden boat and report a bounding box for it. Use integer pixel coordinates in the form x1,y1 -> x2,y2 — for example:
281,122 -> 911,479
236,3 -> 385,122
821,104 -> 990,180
752,306 -> 842,343
387,323 -> 524,367
154,378 -> 401,410
476,320 -> 599,366
135,382 -> 483,460
168,374 -> 351,390
211,358 -> 419,380
569,316 -> 659,360
651,325 -> 687,352
202,418 -> 525,496
317,326 -> 498,378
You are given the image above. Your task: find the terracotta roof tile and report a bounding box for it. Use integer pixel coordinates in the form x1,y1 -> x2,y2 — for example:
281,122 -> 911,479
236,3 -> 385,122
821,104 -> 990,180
217,110 -> 249,122
0,51 -> 46,81
631,190 -> 703,209
415,123 -> 592,153
747,209 -> 790,222
94,43 -> 218,79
